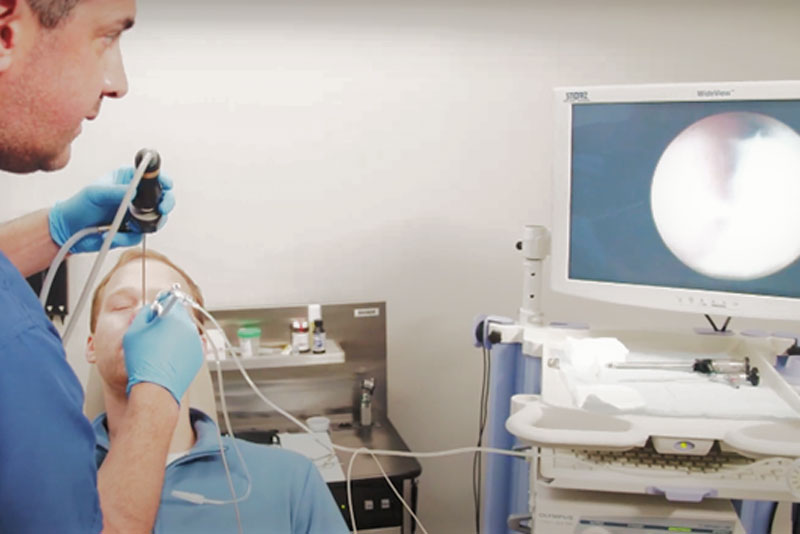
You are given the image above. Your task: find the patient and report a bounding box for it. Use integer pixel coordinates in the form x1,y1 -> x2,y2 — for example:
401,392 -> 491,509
86,249 -> 349,533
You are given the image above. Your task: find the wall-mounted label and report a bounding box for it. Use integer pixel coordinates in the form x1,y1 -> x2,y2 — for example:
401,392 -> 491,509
354,307 -> 380,318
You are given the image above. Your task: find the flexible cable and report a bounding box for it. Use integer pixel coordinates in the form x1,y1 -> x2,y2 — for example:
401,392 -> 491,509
170,320 -> 253,510
197,322 -> 247,533
474,344 -> 491,534
347,447 -> 428,534
62,152 -> 152,344
39,226 -> 104,306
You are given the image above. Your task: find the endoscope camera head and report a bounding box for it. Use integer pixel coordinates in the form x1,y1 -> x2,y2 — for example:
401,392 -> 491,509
127,148 -> 163,233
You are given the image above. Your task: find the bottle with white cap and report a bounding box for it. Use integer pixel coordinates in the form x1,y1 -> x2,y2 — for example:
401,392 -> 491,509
308,304 -> 321,329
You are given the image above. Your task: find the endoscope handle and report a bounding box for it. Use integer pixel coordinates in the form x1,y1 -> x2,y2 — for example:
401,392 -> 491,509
129,148 -> 162,233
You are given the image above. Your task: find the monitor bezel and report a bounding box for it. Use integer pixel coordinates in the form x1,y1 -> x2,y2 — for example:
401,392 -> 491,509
551,80 -> 800,320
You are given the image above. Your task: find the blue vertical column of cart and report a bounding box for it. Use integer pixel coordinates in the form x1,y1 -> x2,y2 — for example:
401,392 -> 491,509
473,318 -> 541,534
477,225 -> 548,534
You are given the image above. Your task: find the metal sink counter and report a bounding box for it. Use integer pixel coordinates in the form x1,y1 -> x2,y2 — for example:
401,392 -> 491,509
328,418 -> 421,481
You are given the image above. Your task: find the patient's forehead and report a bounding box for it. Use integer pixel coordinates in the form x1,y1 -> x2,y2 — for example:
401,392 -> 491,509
103,258 -> 190,303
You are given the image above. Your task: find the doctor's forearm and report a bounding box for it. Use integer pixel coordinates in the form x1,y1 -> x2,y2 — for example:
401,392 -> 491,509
0,209 -> 61,277
97,384 -> 179,534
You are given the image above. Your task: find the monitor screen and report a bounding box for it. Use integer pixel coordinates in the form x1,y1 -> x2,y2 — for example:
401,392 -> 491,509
551,81 -> 800,320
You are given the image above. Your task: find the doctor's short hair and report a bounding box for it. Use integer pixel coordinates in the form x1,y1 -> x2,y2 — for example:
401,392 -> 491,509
26,0 -> 82,28
89,248 -> 205,333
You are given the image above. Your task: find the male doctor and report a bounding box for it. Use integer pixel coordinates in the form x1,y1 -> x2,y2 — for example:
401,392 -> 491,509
0,0 -> 203,532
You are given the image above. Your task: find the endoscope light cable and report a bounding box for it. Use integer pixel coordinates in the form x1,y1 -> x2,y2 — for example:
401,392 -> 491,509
55,152 -> 153,345
160,309 -> 252,534
192,304 -> 535,534
39,226 -> 106,307
199,321 -> 254,505
178,321 -> 254,534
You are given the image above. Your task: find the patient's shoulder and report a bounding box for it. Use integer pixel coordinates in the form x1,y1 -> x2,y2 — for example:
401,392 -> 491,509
227,436 -> 316,474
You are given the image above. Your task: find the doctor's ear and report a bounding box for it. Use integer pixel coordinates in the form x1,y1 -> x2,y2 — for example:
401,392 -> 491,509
0,0 -> 25,73
85,334 -> 97,364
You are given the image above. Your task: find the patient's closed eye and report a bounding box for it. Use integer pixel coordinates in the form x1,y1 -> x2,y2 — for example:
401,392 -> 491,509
108,296 -> 137,311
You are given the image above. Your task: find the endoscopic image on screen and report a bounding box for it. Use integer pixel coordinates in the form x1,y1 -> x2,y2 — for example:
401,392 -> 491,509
569,100 -> 800,299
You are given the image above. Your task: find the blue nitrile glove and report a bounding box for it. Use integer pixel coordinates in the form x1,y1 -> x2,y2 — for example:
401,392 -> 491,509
49,167 -> 175,253
123,302 -> 203,404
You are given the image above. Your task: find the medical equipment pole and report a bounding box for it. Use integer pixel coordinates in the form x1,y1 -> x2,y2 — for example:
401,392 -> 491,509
518,225 -> 549,326
477,227 -> 550,533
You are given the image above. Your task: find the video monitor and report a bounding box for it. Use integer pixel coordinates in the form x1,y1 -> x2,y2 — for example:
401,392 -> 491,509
551,81 -> 800,320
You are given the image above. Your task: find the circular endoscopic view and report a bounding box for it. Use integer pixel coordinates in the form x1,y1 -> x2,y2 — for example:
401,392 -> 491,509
651,111 -> 800,280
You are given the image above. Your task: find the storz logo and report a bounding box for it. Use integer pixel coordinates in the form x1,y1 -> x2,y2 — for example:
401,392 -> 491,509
564,91 -> 590,103
697,89 -> 734,98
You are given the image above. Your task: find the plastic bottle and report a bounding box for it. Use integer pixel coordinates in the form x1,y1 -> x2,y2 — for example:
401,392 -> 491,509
237,326 -> 261,358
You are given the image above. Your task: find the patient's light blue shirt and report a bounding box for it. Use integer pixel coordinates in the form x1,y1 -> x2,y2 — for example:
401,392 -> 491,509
0,251 -> 102,533
93,409 -> 349,534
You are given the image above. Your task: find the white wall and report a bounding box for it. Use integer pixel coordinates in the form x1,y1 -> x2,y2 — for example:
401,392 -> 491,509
2,1 -> 800,532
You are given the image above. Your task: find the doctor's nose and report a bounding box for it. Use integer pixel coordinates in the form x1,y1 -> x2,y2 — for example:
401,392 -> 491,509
102,48 -> 129,99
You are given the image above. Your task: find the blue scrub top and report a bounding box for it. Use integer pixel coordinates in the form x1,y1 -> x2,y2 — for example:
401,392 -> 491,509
0,251 -> 102,533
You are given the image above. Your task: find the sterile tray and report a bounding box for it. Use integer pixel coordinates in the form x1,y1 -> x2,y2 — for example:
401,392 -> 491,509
506,328 -> 800,458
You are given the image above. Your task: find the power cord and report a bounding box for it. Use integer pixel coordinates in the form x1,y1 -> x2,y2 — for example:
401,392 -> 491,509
473,343 -> 491,534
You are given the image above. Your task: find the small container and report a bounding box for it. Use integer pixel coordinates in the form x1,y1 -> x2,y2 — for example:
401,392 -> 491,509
291,319 -> 310,353
312,319 -> 326,353
306,416 -> 330,433
237,326 -> 261,358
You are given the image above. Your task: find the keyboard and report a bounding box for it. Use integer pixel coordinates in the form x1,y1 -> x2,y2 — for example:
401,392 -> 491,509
538,443 -> 795,501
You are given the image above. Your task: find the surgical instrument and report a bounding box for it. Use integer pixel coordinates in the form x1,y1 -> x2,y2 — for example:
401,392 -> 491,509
608,357 -> 760,386
125,148 -> 162,307
147,283 -> 193,323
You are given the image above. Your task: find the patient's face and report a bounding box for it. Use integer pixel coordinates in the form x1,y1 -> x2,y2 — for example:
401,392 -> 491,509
87,258 -> 196,392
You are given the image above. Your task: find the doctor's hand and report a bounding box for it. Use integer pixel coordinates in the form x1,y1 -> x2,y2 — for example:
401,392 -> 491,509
48,167 -> 175,253
123,303 -> 203,405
